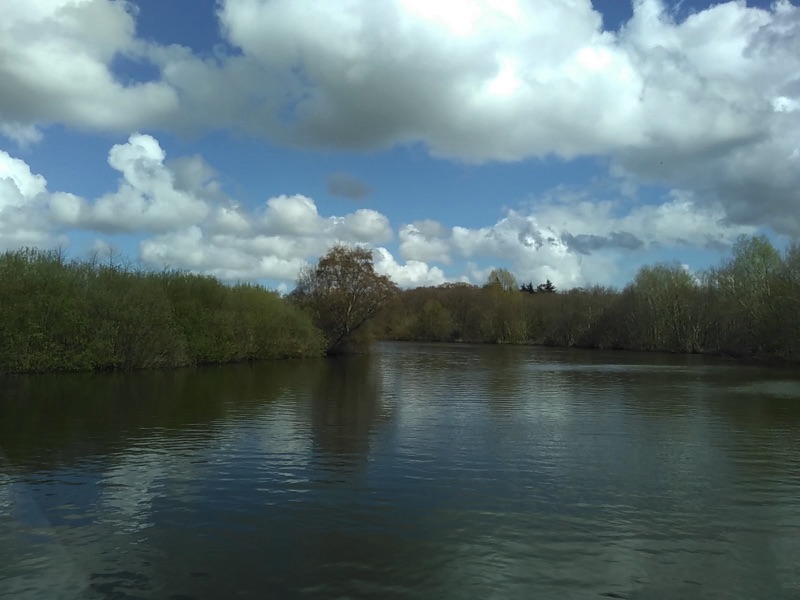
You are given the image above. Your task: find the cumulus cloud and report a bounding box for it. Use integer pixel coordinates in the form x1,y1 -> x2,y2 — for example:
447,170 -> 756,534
0,134 -> 770,290
0,0 -> 177,134
205,0 -> 798,161
613,0 -> 800,234
0,135 -> 404,282
3,0 -> 799,235
531,189 -> 757,250
0,150 -> 67,249
53,134 -> 213,233
449,213 -> 589,288
81,141 -> 395,280
399,220 -> 452,264
373,247 -> 447,288
149,0 -> 800,235
336,209 -> 393,243
139,195 -> 395,280
388,186 -> 756,288
398,213 -> 591,287
139,227 -> 310,281
260,194 -> 325,237
209,0 -> 639,157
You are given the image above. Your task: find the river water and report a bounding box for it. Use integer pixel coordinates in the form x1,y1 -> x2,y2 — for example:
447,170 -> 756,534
1,342 -> 799,599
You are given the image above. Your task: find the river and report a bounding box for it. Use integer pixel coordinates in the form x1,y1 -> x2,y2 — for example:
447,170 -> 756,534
1,342 -> 799,599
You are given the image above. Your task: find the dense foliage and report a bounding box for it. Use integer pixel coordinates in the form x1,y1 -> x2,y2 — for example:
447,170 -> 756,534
0,249 -> 324,374
377,235 -> 800,363
3,235 -> 797,373
290,245 -> 398,354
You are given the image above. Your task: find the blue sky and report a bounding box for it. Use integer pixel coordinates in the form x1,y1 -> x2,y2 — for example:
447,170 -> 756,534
1,0 -> 798,291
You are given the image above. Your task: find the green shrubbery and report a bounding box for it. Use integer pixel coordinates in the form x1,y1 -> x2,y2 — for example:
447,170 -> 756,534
378,235 -> 800,363
4,234 -> 796,373
0,249 -> 324,374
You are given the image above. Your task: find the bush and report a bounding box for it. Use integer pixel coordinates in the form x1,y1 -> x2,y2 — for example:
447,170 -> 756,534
0,249 -> 324,374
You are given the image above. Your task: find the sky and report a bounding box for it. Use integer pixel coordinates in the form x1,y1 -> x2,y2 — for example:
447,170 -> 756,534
1,0 -> 798,292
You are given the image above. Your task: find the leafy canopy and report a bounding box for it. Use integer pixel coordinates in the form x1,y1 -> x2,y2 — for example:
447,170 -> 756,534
291,245 -> 398,354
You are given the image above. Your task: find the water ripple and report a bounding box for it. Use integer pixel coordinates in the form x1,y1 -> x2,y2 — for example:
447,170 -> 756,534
2,344 -> 800,599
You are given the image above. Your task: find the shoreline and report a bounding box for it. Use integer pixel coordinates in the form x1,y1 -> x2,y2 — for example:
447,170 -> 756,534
377,338 -> 800,368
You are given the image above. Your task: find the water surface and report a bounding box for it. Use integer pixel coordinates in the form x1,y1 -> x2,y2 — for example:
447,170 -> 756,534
1,343 -> 799,599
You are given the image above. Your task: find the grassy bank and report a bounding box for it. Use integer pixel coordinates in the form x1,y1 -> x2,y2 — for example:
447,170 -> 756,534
0,249 -> 325,374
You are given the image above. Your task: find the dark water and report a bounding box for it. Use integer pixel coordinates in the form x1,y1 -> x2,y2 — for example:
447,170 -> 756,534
1,343 -> 800,599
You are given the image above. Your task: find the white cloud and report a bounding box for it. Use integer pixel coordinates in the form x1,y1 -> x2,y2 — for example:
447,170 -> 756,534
204,0 -> 799,171
257,196 -> 392,242
206,204 -> 253,236
138,201 -> 394,281
0,152 -> 46,198
75,139 -> 393,280
385,186 -> 756,288
107,0 -> 796,236
530,189 -> 755,250
53,134 -> 212,233
0,136 -> 398,282
139,227 -> 309,281
0,0 -> 177,134
449,213 -> 588,288
464,262 -> 494,286
261,195 -> 324,236
0,133 -> 772,291
0,150 -> 66,249
373,247 -> 447,288
335,209 -> 393,244
399,220 -> 452,264
2,0 -> 799,236
611,0 -> 800,233
209,0 -> 643,158
62,134 -> 759,288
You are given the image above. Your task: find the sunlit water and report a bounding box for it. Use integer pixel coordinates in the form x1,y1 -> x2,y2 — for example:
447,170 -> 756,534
1,343 -> 799,599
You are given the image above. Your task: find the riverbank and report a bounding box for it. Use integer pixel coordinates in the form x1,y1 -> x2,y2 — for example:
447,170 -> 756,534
0,249 -> 325,374
4,235 -> 798,374
378,337 -> 800,368
375,236 -> 799,367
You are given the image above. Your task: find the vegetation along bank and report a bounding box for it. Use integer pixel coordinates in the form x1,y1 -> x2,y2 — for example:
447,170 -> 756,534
375,235 -> 800,364
0,249 -> 324,373
1,234 -> 797,373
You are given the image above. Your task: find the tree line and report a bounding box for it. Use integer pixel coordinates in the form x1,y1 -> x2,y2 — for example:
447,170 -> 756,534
375,235 -> 800,363
0,244 -> 396,374
2,234 -> 797,373
0,248 -> 324,374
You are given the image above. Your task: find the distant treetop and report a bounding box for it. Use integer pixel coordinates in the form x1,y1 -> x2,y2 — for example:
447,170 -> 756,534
521,279 -> 556,294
